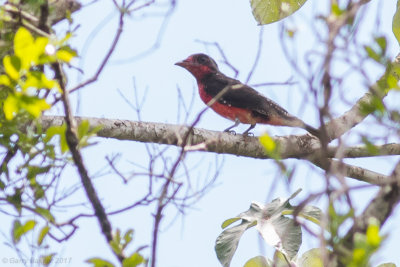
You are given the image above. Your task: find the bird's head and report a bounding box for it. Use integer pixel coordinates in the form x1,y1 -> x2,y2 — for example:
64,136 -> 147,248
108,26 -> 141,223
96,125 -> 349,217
175,53 -> 219,80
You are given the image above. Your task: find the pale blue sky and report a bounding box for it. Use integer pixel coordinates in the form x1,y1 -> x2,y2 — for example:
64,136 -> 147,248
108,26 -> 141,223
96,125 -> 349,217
1,0 -> 399,266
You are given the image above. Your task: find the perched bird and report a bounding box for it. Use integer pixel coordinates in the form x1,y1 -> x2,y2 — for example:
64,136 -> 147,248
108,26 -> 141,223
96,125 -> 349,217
175,53 -> 319,137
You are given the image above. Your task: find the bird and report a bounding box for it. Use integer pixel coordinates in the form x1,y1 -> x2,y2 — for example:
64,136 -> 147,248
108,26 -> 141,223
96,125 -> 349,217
175,53 -> 320,137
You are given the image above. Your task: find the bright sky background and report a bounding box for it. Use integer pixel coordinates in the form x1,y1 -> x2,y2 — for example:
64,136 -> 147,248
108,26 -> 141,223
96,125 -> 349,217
1,0 -> 400,266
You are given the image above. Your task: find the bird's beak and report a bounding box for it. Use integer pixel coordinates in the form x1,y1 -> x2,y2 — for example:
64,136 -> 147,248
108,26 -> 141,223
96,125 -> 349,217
175,59 -> 190,68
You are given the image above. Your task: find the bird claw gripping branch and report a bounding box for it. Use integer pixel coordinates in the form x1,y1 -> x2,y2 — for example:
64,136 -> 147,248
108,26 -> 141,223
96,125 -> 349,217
175,53 -> 320,137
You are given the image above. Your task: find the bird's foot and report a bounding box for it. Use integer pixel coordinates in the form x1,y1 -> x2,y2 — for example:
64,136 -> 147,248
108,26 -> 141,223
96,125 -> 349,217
224,130 -> 237,135
242,131 -> 254,137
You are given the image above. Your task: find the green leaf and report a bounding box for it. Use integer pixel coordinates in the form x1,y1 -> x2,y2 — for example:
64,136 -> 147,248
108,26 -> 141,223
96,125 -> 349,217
35,207 -> 55,223
257,214 -> 301,260
377,263 -> 397,267
215,189 -> 305,266
3,55 -> 21,80
364,45 -> 381,62
0,74 -> 12,87
297,248 -> 325,267
14,27 -> 35,69
122,252 -> 145,267
78,120 -> 90,139
41,253 -> 55,266
12,220 -> 23,243
58,32 -> 73,46
251,0 -> 308,25
56,46 -> 77,63
273,250 -> 293,267
259,133 -> 276,151
12,219 -> 37,244
3,94 -> 19,120
86,258 -> 115,267
215,220 -> 253,267
282,205 -> 323,225
23,71 -> 58,91
221,217 -> 241,229
393,0 -> 400,46
244,256 -> 273,267
3,93 -> 51,120
361,137 -> 379,156
6,188 -> 22,213
14,27 -> 34,58
123,229 -> 134,249
366,218 -> 381,247
259,133 -> 280,159
20,96 -> 51,118
37,225 -> 50,246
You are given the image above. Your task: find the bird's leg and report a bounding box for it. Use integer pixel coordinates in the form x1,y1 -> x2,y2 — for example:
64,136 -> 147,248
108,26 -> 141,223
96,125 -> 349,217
242,124 -> 256,136
224,118 -> 240,134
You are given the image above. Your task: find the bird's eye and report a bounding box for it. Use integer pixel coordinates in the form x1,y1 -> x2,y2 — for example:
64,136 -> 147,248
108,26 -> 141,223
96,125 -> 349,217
197,56 -> 207,64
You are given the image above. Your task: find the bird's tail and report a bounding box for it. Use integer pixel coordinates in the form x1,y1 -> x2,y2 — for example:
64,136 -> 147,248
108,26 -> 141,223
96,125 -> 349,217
303,124 -> 320,138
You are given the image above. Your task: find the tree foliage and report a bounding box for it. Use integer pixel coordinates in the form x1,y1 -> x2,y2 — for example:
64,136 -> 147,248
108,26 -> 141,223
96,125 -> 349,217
0,0 -> 399,267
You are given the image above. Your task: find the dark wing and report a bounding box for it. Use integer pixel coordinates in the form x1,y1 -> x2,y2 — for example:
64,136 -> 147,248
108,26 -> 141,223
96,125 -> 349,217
202,72 -> 292,119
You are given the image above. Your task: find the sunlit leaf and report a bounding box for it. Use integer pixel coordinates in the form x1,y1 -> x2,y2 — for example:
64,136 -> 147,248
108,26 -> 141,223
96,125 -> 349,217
221,217 -> 241,229
273,250 -> 293,267
21,97 -> 51,118
366,218 -> 381,247
35,37 -> 49,57
37,225 -> 50,246
14,27 -> 35,69
23,71 -> 58,91
3,94 -> 19,120
86,258 -> 115,267
122,252 -> 145,267
12,220 -> 22,243
297,248 -> 325,267
0,74 -> 12,87
41,253 -> 55,266
56,47 -> 77,63
393,0 -> 400,45
3,55 -> 21,80
12,219 -> 37,244
14,27 -> 34,58
353,248 -> 366,262
377,263 -> 397,267
244,256 -> 272,267
259,133 -> 276,152
282,205 -> 323,225
251,0 -> 308,25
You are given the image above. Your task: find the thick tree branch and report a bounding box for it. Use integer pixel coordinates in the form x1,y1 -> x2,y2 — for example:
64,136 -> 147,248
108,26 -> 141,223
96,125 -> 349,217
39,115 -> 396,185
340,161 -> 400,264
53,64 -> 118,257
311,159 -> 390,185
324,54 -> 400,141
40,115 -> 318,159
327,143 -> 400,158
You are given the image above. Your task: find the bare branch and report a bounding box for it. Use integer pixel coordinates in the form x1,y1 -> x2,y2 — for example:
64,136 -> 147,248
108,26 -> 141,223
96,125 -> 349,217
341,160 -> 400,260
327,143 -> 400,158
310,158 -> 390,185
68,3 -> 125,94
